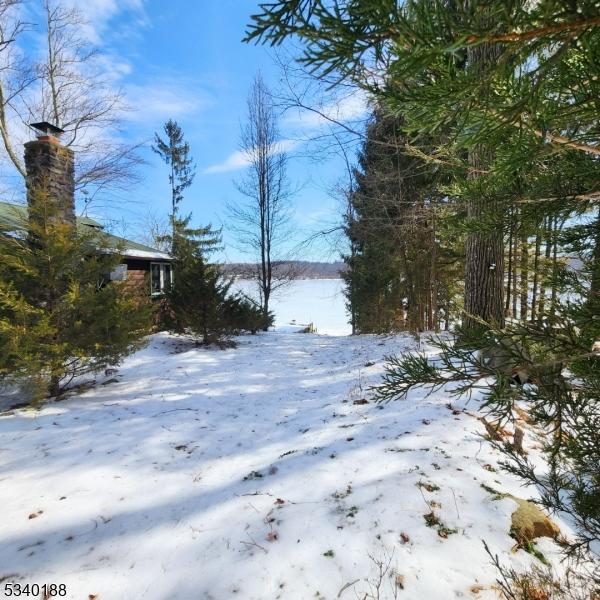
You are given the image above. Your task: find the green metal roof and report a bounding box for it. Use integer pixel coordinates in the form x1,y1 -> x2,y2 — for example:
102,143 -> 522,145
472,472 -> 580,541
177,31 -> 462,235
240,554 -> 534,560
0,201 -> 171,261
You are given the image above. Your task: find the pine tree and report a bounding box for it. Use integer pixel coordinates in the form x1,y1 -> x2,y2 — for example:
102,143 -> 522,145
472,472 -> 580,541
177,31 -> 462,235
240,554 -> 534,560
0,190 -> 152,400
165,216 -> 267,345
343,107 -> 462,333
152,120 -> 195,242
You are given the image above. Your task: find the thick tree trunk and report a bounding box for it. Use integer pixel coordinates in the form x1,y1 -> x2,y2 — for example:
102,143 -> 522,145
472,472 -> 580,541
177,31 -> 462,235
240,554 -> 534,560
462,17 -> 505,332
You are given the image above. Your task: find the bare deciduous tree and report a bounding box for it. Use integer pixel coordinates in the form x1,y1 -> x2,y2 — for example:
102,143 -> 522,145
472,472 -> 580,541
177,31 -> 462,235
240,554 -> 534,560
228,73 -> 295,330
0,0 -> 143,209
0,0 -> 33,179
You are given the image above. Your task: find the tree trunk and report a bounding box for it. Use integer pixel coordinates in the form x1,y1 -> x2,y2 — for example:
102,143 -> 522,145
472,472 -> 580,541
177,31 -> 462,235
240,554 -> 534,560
519,232 -> 529,321
538,216 -> 552,320
49,374 -> 61,398
462,17 -> 505,332
505,209 -> 515,315
588,205 -> 600,313
512,224 -> 519,319
429,207 -> 438,332
530,228 -> 542,321
549,215 -> 560,322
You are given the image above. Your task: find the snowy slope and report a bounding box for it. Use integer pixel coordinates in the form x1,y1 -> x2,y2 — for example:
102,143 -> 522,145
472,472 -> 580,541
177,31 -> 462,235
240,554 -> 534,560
0,331 -> 570,600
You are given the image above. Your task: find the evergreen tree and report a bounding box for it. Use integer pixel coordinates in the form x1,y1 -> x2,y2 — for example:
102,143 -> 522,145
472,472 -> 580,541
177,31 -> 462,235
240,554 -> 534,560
165,215 -> 267,345
343,107 -> 462,333
152,120 -> 195,242
0,190 -> 152,399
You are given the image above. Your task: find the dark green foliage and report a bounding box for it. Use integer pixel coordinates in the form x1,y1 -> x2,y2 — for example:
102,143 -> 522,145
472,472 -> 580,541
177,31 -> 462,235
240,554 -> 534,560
248,0 -> 600,330
166,216 -> 268,345
0,192 -> 152,399
343,107 -> 462,333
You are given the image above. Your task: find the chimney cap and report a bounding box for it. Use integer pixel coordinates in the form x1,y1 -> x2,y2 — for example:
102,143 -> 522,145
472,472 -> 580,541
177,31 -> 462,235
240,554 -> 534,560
29,121 -> 64,137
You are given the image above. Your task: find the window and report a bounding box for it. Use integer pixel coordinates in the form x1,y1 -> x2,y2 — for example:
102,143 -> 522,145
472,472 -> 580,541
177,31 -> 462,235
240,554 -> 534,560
150,262 -> 172,295
109,264 -> 128,281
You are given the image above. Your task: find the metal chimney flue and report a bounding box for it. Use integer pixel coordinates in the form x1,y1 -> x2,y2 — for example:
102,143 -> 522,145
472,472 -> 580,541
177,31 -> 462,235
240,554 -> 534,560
29,121 -> 65,143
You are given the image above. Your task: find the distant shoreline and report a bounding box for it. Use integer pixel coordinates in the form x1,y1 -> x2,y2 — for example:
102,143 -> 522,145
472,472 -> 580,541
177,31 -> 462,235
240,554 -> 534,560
220,261 -> 347,280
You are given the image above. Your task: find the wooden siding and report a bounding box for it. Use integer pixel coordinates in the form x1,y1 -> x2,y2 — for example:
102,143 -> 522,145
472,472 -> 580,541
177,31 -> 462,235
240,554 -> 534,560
123,258 -> 171,298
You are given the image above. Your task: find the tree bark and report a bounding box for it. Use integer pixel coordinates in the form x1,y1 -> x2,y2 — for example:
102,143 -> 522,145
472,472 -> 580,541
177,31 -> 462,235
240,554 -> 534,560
462,37 -> 505,332
530,228 -> 542,321
538,216 -> 553,320
588,205 -> 600,313
549,215 -> 561,322
505,209 -> 515,315
512,224 -> 519,319
519,232 -> 529,321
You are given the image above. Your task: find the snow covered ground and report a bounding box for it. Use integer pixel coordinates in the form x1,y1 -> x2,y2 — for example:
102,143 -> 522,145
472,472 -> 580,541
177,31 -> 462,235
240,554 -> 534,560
0,328 -> 573,600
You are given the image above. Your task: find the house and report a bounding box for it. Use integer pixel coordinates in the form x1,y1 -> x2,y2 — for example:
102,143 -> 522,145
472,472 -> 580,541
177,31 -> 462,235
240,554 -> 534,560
0,200 -> 173,297
2,121 -> 173,297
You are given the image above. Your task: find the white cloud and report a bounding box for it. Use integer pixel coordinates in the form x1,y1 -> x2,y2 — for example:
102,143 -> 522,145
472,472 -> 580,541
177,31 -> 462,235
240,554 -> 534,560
203,139 -> 300,175
283,91 -> 370,130
203,150 -> 250,175
123,81 -> 213,122
61,0 -> 147,44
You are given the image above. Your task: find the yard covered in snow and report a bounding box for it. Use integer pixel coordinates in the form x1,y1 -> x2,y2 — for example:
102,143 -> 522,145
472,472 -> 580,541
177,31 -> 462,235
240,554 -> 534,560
0,329 -> 574,600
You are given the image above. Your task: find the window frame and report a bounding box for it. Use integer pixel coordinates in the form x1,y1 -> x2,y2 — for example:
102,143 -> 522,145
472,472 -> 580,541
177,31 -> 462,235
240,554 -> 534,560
150,262 -> 173,296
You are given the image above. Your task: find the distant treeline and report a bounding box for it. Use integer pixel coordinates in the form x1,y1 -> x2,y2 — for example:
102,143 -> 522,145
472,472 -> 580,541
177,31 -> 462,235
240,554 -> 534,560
220,261 -> 346,280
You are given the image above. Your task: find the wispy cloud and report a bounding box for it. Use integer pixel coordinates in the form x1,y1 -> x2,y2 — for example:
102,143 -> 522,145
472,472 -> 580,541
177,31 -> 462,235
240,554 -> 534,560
124,80 -> 214,122
61,0 -> 148,45
203,139 -> 300,175
283,91 -> 370,130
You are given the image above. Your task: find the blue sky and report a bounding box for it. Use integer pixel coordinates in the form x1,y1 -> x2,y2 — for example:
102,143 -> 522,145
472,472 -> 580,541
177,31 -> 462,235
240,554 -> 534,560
42,0 -> 369,262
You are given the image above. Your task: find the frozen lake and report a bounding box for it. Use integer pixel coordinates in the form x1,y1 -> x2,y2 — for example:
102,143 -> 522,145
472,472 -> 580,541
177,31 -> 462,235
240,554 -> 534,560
233,278 -> 351,336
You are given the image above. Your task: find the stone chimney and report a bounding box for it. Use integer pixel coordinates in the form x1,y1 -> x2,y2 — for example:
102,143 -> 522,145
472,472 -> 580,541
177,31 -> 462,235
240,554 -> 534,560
24,122 -> 76,225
